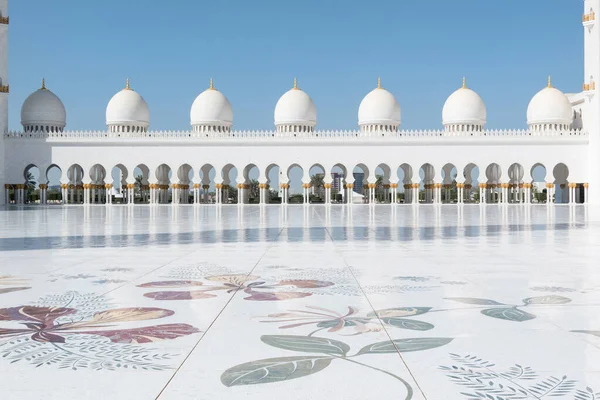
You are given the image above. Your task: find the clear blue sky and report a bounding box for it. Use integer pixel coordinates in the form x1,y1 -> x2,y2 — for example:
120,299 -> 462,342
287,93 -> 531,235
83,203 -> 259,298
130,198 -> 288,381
6,0 -> 583,132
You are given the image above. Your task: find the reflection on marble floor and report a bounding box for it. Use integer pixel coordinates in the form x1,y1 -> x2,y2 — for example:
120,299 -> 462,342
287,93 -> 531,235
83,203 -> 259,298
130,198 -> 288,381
1,205 -> 600,399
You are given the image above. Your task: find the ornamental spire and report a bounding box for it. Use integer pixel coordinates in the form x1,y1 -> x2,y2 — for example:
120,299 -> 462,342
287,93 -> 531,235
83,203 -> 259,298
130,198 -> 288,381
125,78 -> 131,90
209,77 -> 214,90
377,77 -> 381,89
41,78 -> 46,90
293,77 -> 298,90
462,76 -> 467,89
547,75 -> 552,88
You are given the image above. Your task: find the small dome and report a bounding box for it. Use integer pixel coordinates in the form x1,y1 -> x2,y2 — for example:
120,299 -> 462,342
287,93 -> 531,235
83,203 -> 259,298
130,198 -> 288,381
21,79 -> 66,129
358,78 -> 401,127
274,79 -> 317,127
106,79 -> 150,128
527,78 -> 573,127
442,78 -> 486,127
190,79 -> 233,127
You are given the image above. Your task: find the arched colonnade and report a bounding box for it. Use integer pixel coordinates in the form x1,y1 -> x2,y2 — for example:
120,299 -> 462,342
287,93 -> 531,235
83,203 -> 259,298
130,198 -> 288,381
4,161 -> 588,205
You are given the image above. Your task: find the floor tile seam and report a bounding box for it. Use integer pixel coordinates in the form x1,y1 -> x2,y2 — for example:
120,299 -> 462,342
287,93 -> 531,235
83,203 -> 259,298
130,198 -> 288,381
42,253 -> 125,275
320,218 -> 429,399
154,225 -> 286,400
526,307 -> 600,354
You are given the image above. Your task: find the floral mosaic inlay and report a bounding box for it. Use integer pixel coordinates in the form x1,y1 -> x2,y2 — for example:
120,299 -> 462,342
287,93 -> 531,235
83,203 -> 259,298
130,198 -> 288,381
0,292 -> 200,370
138,274 -> 334,301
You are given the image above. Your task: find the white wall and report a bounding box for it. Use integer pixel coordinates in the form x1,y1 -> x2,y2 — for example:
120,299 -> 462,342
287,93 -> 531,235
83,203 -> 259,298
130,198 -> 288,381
4,137 -> 588,189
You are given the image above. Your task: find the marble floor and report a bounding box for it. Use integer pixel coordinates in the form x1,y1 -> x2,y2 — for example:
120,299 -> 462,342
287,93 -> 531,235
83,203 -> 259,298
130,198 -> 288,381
0,204 -> 599,399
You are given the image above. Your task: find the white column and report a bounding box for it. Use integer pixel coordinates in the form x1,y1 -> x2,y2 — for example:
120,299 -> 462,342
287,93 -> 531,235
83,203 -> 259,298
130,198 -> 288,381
585,184 -> 589,203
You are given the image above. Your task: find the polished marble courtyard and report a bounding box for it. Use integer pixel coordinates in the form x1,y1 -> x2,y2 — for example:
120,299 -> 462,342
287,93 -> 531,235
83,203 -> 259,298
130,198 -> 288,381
0,205 -> 598,400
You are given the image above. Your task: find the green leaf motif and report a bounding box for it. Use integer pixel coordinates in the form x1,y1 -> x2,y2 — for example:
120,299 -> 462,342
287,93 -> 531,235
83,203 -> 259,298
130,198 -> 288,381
522,295 -> 571,305
358,337 -> 453,355
445,297 -> 505,305
261,335 -> 350,356
481,307 -> 536,322
221,356 -> 333,387
316,318 -> 370,329
382,318 -> 434,331
368,307 -> 432,318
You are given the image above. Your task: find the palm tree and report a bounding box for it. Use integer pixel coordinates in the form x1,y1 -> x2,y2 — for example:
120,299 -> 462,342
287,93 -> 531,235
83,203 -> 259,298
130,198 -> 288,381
25,172 -> 37,203
375,174 -> 384,202
134,174 -> 144,195
25,171 -> 36,191
249,179 -> 260,200
310,174 -> 325,198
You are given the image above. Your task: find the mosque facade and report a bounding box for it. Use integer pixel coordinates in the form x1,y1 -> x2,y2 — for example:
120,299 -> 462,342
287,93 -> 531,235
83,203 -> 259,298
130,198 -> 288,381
0,0 -> 598,205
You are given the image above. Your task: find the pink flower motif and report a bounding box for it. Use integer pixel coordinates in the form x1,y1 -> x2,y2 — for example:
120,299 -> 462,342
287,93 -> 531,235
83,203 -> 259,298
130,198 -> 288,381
138,275 -> 334,302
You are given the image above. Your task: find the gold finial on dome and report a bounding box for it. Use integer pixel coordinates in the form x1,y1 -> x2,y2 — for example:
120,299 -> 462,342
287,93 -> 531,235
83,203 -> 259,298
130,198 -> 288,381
462,77 -> 467,89
377,77 -> 382,89
125,78 -> 131,90
209,77 -> 214,90
41,78 -> 46,90
547,75 -> 552,88
293,77 -> 298,90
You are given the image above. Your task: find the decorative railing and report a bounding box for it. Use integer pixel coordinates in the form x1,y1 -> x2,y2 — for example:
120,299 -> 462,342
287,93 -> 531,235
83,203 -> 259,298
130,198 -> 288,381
4,128 -> 589,141
0,16 -> 8,25
583,12 -> 596,22
0,85 -> 8,93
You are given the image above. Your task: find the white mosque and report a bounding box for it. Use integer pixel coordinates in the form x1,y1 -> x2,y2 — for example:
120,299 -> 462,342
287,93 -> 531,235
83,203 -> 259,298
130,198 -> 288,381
0,0 -> 598,206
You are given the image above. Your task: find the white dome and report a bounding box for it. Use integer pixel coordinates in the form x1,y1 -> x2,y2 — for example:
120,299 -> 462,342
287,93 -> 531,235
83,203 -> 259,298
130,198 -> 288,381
190,82 -> 233,127
358,83 -> 401,126
274,80 -> 317,127
106,80 -> 150,127
442,81 -> 486,126
527,81 -> 573,127
21,80 -> 66,128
